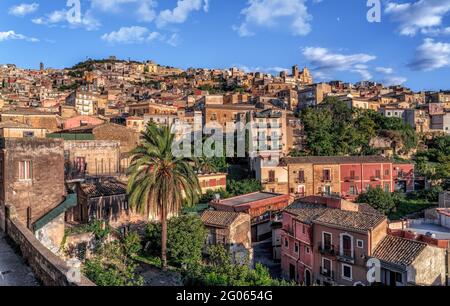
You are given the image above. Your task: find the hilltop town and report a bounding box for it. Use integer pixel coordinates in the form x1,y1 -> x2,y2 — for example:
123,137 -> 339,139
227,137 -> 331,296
0,57 -> 449,287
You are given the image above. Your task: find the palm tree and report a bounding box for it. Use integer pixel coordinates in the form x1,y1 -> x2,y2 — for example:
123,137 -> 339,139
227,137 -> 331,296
127,123 -> 200,270
194,156 -> 217,174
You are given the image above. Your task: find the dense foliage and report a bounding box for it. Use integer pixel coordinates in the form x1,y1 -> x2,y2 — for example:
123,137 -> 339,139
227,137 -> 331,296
356,187 -> 401,215
415,135 -> 450,190
299,97 -> 418,156
145,215 -> 207,267
184,245 -> 292,286
83,238 -> 144,286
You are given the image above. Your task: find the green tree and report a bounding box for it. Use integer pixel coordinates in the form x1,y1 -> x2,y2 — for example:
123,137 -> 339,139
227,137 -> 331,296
122,232 -> 142,258
227,179 -> 262,196
127,123 -> 201,270
145,215 -> 207,267
356,187 -> 397,215
184,245 -> 292,286
83,241 -> 144,286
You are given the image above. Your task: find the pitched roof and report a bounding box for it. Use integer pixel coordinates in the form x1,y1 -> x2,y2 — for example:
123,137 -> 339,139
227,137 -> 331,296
314,209 -> 386,232
283,156 -> 392,165
201,210 -> 241,227
373,235 -> 427,267
285,201 -> 385,229
80,180 -> 127,198
285,202 -> 329,224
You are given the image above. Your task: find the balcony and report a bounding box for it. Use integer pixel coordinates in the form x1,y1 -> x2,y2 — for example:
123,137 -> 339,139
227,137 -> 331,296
295,178 -> 306,184
344,176 -> 360,182
318,244 -> 336,256
320,267 -> 335,280
263,178 -> 279,184
321,177 -> 332,183
370,176 -> 382,181
337,249 -> 355,264
294,192 -> 306,199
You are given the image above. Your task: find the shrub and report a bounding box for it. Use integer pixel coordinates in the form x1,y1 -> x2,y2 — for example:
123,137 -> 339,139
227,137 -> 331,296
145,215 -> 207,267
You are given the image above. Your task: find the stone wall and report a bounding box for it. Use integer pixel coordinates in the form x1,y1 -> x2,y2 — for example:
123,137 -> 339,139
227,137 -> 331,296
1,138 -> 66,226
5,209 -> 94,286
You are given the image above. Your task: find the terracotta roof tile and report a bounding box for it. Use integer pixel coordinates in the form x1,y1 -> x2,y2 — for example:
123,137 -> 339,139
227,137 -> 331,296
373,235 -> 427,267
201,210 -> 241,227
314,209 -> 386,231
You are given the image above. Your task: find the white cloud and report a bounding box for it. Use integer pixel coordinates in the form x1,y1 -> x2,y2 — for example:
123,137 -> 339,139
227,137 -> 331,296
383,76 -> 408,86
302,46 -> 376,80
234,0 -> 312,37
32,9 -> 101,31
409,38 -> 450,70
101,26 -> 180,46
101,26 -> 161,44
385,0 -> 450,36
156,0 -> 209,27
9,3 -> 39,16
0,30 -> 39,42
375,67 -> 394,74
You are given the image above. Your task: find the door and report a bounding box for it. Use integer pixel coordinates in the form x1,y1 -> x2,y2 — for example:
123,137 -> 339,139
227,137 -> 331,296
289,264 -> 296,281
305,269 -> 312,286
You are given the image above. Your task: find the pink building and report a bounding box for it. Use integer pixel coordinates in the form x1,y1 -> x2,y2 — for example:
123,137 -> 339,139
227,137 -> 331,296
63,115 -> 105,130
280,196 -> 388,286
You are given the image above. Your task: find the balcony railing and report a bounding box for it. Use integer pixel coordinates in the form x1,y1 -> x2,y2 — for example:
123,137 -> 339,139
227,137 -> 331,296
321,177 -> 332,183
318,244 -> 336,256
294,192 -> 306,199
337,249 -> 355,264
263,178 -> 278,184
320,267 -> 334,279
295,178 -> 306,184
344,176 -> 360,182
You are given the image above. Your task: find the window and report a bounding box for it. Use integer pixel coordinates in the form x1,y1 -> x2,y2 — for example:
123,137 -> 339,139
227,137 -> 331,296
323,169 -> 331,181
284,238 -> 289,248
350,170 -> 355,179
294,243 -> 299,254
19,160 -> 32,181
322,232 -> 332,250
305,246 -> 310,254
341,234 -> 353,258
322,258 -> 332,277
384,183 -> 390,193
375,170 -> 381,179
302,225 -> 306,234
349,185 -> 356,196
268,170 -> 276,183
342,264 -> 353,281
298,170 -> 305,182
324,185 -> 331,195
385,169 -> 390,176
23,131 -> 35,138
357,240 -> 364,248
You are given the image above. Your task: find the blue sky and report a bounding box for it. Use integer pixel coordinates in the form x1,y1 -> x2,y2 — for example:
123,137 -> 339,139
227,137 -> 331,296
1,0 -> 450,91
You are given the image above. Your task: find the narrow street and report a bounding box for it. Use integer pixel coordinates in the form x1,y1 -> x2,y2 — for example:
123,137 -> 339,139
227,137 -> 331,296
0,232 -> 38,286
253,239 -> 282,279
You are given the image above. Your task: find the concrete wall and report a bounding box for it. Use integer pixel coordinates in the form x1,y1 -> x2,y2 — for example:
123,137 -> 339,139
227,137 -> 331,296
409,245 -> 446,286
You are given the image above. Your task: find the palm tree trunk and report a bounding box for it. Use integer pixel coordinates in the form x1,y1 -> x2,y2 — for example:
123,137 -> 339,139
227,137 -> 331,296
161,205 -> 168,271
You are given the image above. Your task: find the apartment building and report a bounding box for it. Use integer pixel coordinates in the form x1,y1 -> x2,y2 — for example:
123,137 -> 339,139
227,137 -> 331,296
297,83 -> 332,109
281,196 -> 447,286
75,87 -> 99,116
258,156 -> 414,202
280,196 -> 387,286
